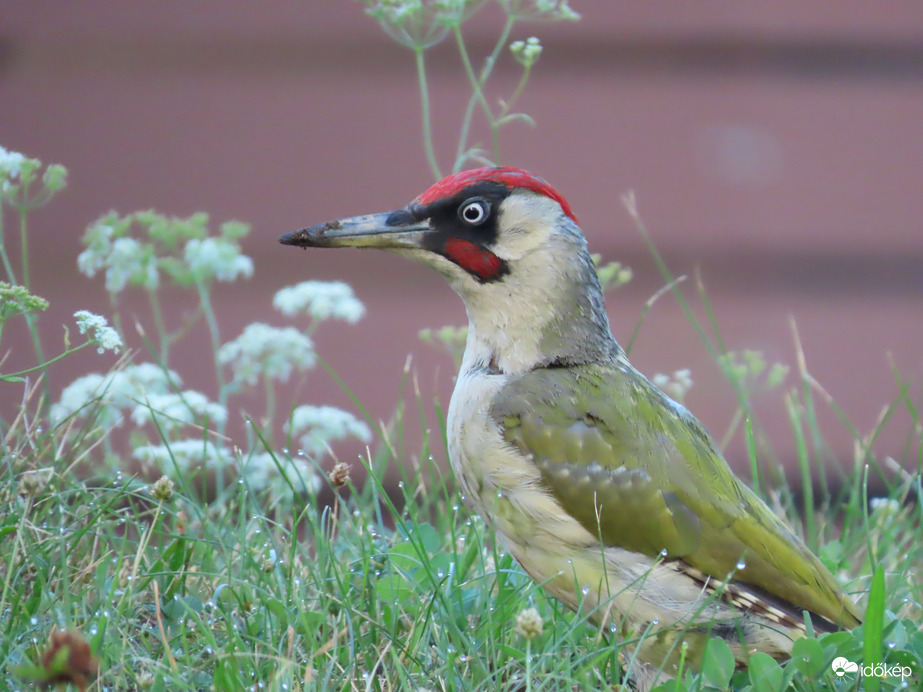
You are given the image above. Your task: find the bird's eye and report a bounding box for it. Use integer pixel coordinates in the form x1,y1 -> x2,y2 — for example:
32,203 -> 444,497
458,198 -> 490,226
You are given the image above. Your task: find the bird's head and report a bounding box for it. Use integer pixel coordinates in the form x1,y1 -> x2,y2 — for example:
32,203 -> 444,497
282,167 -> 620,373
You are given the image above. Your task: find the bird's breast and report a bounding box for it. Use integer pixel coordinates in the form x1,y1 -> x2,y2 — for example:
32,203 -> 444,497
446,366 -> 600,560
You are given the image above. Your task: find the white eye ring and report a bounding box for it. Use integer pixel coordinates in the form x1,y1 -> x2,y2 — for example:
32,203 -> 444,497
459,198 -> 490,226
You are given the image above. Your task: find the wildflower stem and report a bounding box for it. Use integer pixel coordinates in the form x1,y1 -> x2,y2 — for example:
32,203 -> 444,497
0,206 -> 18,284
414,46 -> 441,180
147,287 -> 170,365
491,64 -> 531,161
195,279 -> 227,430
452,24 -> 495,169
525,639 -> 532,692
0,341 -> 93,381
109,291 -> 124,343
131,500 -> 163,582
453,14 -> 516,171
19,188 -> 30,290
264,375 -> 275,427
115,498 -> 165,614
0,199 -> 49,399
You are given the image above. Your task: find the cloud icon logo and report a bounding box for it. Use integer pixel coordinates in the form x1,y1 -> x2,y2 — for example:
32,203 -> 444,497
832,657 -> 859,677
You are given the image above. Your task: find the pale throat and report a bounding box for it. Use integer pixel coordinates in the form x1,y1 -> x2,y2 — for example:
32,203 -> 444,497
459,259 -> 618,376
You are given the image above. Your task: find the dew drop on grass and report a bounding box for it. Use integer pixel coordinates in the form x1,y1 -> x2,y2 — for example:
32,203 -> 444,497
660,549 -> 668,557
29,617 -> 38,625
736,560 -> 746,570
651,618 -> 659,625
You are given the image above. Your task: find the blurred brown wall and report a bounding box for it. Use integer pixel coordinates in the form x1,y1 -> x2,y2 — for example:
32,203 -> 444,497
2,1 -> 921,489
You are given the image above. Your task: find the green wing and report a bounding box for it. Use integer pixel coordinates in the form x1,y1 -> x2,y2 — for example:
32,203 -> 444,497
490,362 -> 861,628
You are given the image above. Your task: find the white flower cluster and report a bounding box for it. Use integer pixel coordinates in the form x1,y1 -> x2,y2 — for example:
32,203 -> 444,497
130,390 -> 227,432
184,237 -> 254,283
652,369 -> 694,403
240,452 -> 321,499
111,237 -> 157,292
0,145 -> 27,192
717,350 -> 789,390
133,438 -> 233,471
52,363 -> 181,427
593,256 -> 633,294
74,310 -> 123,354
77,212 -> 253,294
273,281 -> 365,324
77,226 -> 159,292
499,0 -> 579,20
217,323 -> 316,386
286,405 -> 372,457
510,37 -> 542,67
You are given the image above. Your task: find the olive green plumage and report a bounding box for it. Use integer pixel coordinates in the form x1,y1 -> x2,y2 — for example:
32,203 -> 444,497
492,362 -> 862,630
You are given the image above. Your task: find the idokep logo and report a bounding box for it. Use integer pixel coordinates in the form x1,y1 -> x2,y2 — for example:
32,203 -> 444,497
831,656 -> 914,682
831,657 -> 858,677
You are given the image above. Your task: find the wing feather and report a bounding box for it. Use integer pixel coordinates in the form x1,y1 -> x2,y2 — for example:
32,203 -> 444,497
490,363 -> 861,628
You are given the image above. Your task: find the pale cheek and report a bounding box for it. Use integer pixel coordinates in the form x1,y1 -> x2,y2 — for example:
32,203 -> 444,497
492,226 -> 549,261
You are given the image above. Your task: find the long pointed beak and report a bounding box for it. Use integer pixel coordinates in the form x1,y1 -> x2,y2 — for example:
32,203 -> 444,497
279,210 -> 432,250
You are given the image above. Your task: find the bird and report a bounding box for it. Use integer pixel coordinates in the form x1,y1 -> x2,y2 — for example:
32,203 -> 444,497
280,166 -> 861,689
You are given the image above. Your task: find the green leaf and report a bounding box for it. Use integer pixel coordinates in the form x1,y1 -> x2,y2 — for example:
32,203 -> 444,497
264,597 -> 288,622
374,572 -> 413,605
864,565 -> 886,692
389,541 -> 424,574
701,637 -> 735,688
414,522 -> 443,554
747,652 -> 784,692
790,636 -> 826,678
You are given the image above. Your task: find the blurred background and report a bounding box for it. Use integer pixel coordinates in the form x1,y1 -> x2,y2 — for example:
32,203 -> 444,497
2,1 -> 921,492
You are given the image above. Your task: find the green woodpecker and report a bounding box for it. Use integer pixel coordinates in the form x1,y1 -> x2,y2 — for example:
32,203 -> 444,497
281,167 -> 861,689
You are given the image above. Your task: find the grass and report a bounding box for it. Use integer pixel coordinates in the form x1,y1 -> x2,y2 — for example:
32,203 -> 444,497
1,344 -> 921,691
